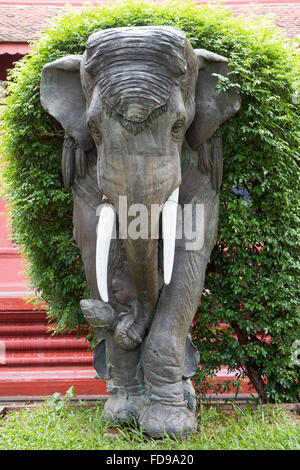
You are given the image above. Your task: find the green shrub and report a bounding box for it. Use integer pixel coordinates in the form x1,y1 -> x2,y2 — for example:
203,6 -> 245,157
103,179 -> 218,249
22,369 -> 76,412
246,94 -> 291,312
1,0 -> 299,402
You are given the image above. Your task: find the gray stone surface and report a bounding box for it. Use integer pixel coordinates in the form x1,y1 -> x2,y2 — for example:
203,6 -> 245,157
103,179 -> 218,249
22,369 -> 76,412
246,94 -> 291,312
40,26 -> 240,438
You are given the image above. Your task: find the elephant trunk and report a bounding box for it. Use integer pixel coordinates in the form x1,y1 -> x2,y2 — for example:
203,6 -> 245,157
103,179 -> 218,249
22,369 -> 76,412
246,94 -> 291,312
123,236 -> 159,332
97,143 -> 181,348
96,183 -> 181,348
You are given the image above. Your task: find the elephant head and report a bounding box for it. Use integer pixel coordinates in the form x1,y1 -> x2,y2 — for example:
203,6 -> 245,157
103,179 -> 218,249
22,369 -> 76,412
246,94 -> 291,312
40,26 -> 240,344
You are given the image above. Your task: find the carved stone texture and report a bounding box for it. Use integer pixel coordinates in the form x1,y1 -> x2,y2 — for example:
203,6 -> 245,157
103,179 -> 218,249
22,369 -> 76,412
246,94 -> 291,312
40,26 -> 241,438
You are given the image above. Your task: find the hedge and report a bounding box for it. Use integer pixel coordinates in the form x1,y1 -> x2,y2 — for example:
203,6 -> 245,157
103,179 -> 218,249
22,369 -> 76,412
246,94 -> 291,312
1,0 -> 299,402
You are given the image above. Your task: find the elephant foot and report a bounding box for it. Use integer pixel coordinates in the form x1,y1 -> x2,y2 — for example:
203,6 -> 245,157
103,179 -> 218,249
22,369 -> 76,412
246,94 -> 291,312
139,402 -> 197,438
103,394 -> 147,426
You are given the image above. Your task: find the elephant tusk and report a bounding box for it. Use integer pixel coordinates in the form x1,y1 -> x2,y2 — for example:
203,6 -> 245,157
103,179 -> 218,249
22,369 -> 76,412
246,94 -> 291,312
162,187 -> 179,285
96,204 -> 115,303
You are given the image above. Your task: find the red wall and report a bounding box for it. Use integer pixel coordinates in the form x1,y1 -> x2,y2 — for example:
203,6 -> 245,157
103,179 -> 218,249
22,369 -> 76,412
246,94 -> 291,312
0,53 -> 31,296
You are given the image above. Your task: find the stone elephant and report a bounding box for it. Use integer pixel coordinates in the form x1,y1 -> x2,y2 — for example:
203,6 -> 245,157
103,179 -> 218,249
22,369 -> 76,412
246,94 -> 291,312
40,26 -> 241,438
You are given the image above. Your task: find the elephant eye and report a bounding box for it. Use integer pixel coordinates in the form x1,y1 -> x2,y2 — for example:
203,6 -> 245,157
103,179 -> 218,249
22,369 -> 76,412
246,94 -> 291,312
171,119 -> 185,142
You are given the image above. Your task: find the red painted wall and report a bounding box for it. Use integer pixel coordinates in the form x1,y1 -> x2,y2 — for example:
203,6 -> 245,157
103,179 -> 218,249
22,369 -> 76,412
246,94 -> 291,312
0,53 -> 31,295
0,199 -> 30,294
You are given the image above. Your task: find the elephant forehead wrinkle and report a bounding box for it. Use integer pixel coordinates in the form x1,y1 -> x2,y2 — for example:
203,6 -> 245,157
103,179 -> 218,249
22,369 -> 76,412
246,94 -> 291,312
84,26 -> 189,133
97,72 -> 173,109
86,26 -> 186,72
102,80 -> 170,104
85,49 -> 186,85
110,91 -> 162,108
88,51 -> 185,74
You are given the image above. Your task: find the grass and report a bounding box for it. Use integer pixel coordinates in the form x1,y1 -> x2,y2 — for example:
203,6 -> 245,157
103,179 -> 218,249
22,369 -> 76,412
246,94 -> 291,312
0,395 -> 299,450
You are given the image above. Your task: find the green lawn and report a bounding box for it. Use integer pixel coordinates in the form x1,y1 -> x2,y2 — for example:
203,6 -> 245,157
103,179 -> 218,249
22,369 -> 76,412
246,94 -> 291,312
0,396 -> 299,450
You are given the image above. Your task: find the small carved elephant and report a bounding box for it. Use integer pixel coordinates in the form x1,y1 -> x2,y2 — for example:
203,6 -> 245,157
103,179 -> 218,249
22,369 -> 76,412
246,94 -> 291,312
40,26 -> 240,437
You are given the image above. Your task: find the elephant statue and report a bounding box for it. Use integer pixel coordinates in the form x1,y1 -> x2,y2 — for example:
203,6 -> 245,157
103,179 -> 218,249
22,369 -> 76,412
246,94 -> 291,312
40,26 -> 241,438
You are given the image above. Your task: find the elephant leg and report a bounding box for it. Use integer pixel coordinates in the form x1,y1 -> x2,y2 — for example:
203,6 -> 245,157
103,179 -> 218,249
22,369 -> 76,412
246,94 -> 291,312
140,192 -> 219,438
140,249 -> 207,437
103,332 -> 146,425
80,298 -> 146,425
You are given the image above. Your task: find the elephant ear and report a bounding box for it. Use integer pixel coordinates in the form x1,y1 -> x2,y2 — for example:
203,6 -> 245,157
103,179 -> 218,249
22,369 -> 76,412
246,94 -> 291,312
186,49 -> 241,150
40,55 -> 94,187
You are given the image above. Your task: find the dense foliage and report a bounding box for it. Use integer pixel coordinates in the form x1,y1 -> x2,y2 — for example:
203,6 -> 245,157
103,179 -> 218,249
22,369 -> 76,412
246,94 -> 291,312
1,0 -> 299,402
